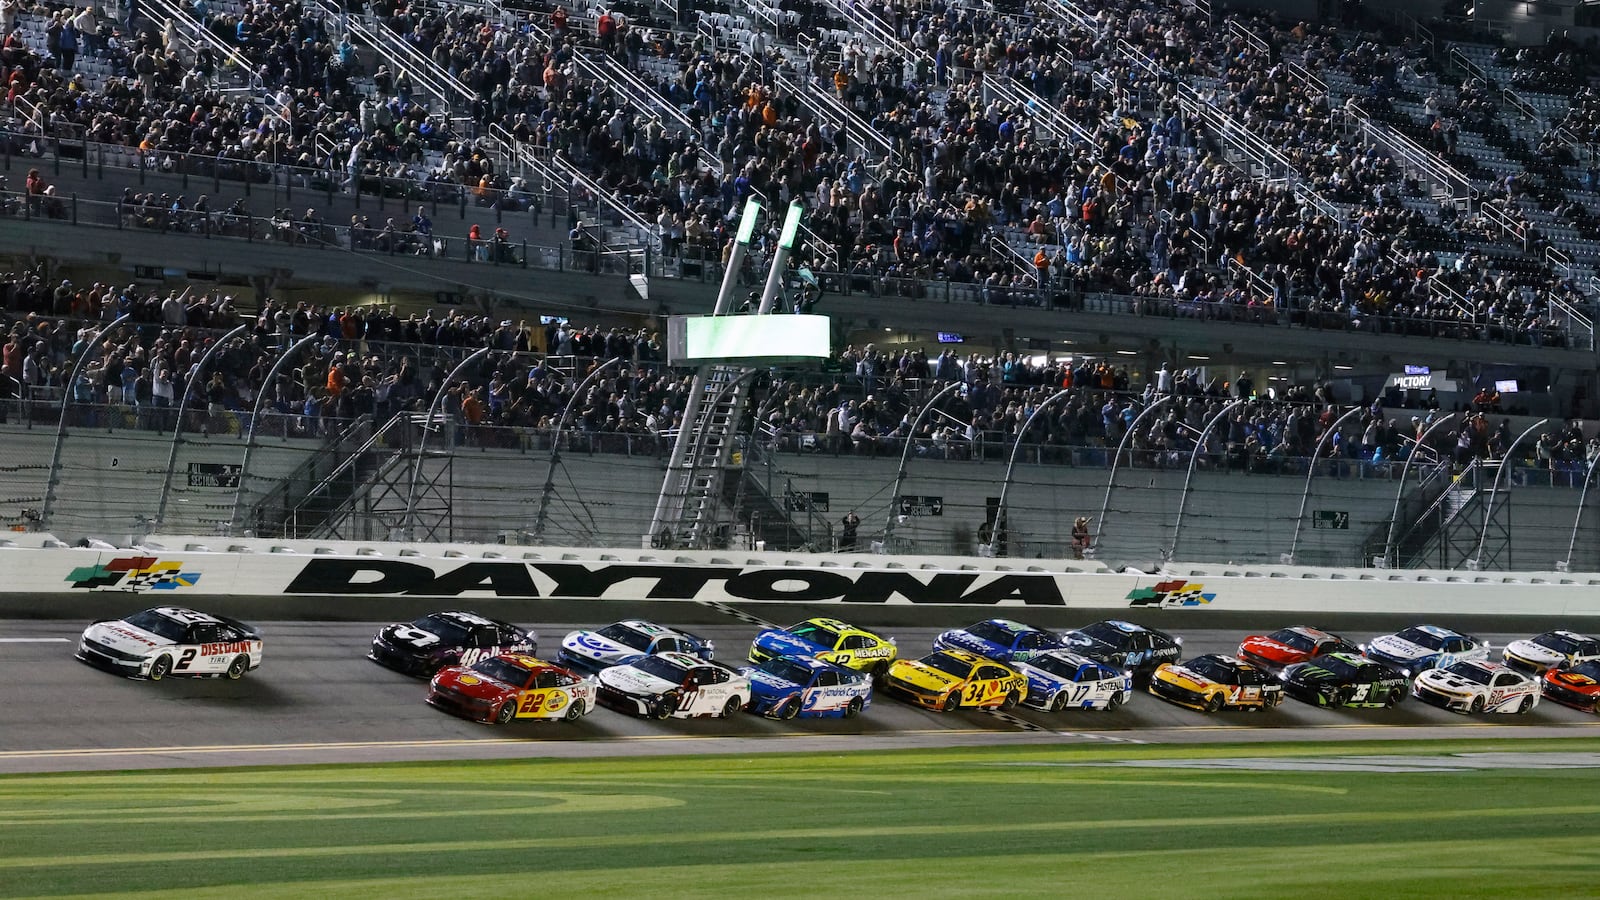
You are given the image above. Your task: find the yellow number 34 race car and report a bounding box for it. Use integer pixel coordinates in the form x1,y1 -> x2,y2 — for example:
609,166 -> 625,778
1149,654 -> 1283,713
883,649 -> 1028,712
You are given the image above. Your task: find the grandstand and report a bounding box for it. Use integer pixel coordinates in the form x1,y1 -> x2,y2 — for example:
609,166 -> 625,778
1,0 -> 1599,573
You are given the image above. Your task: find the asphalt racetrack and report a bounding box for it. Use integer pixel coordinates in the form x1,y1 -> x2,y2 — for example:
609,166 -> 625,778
4,602 -> 1599,773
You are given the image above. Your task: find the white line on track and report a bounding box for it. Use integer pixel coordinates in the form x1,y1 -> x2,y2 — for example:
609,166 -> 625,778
0,638 -> 70,643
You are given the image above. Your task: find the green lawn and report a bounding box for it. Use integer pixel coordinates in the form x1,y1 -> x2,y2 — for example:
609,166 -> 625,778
4,739 -> 1600,898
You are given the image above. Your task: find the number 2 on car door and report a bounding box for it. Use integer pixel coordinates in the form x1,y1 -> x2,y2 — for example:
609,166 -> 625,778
175,648 -> 197,671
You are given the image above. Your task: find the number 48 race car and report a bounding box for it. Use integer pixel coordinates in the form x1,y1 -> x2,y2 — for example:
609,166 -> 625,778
77,607 -> 262,680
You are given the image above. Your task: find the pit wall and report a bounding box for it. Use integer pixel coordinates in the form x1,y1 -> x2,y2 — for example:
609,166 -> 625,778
7,536 -> 1598,617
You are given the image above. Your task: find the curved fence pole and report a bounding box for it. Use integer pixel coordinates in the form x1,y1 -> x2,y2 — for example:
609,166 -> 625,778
228,334 -> 322,536
39,312 -> 132,534
532,356 -> 626,543
1287,405 -> 1367,563
153,323 -> 250,530
405,347 -> 495,541
1167,398 -> 1244,563
1563,450 -> 1600,570
1093,395 -> 1167,555
1471,418 -> 1548,569
1382,412 -> 1459,568
987,388 -> 1074,557
883,380 -> 963,550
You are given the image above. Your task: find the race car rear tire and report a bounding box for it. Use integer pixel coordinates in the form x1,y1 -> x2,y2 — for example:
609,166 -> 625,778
1106,692 -> 1125,711
1518,695 -> 1534,714
1470,696 -> 1485,714
494,701 -> 517,725
654,692 -> 679,720
777,697 -> 801,720
1386,687 -> 1404,708
844,697 -> 863,719
721,696 -> 743,718
148,655 -> 173,681
1204,693 -> 1225,714
941,692 -> 961,712
564,700 -> 585,722
224,655 -> 249,680
1000,690 -> 1021,711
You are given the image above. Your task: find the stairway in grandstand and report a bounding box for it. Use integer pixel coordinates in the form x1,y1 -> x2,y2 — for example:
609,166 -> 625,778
648,365 -> 755,549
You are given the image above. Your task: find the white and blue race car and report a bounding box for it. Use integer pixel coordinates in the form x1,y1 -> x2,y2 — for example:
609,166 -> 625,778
558,620 -> 713,674
1012,650 -> 1133,711
741,655 -> 872,719
1361,624 -> 1489,677
933,618 -> 1067,663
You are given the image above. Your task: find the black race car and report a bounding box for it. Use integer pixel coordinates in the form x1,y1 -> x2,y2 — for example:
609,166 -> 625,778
1060,620 -> 1182,679
1280,651 -> 1408,709
369,610 -> 536,677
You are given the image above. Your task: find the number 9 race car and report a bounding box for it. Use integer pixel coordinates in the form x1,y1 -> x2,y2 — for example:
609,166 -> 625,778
882,649 -> 1027,712
1149,654 -> 1283,713
369,610 -> 536,677
742,655 -> 872,719
77,606 -> 262,680
428,653 -> 596,725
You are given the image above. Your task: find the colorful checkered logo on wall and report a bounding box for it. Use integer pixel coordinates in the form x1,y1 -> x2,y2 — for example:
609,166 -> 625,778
65,556 -> 202,592
1126,579 -> 1215,608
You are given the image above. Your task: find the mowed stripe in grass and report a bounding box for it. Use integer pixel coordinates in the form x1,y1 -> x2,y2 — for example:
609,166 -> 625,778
3,739 -> 1599,897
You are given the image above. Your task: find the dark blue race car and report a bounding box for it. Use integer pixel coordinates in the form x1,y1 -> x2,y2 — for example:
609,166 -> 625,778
741,655 -> 873,719
933,618 -> 1066,663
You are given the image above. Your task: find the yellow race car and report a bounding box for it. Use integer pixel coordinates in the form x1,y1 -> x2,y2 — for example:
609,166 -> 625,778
749,617 -> 898,674
882,649 -> 1027,711
1148,654 -> 1283,713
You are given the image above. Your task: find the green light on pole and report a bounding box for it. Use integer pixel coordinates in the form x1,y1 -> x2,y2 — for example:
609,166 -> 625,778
735,198 -> 762,245
778,201 -> 804,250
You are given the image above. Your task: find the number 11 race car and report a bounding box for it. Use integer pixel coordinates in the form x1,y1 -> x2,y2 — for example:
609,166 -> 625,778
77,607 -> 262,680
428,653 -> 596,725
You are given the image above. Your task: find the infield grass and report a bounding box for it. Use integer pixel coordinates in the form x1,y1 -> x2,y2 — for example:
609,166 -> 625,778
4,738 -> 1600,898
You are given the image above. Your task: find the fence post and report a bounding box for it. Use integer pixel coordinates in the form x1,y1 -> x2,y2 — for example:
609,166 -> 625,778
70,193 -> 76,226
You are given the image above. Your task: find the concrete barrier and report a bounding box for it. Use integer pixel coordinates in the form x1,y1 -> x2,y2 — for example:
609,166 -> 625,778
5,535 -> 1599,618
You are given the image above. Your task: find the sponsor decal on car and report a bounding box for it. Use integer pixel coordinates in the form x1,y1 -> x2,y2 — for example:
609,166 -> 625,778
66,557 -> 203,592
1126,580 -> 1214,608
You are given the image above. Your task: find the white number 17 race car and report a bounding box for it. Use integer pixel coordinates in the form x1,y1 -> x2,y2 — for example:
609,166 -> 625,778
77,607 -> 263,681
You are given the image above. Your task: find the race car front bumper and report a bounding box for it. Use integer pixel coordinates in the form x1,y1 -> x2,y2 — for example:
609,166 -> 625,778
1412,683 -> 1473,713
368,640 -> 435,677
76,639 -> 149,677
1542,682 -> 1599,712
1148,678 -> 1210,710
879,676 -> 950,710
1281,679 -> 1339,707
426,688 -> 498,723
596,684 -> 657,717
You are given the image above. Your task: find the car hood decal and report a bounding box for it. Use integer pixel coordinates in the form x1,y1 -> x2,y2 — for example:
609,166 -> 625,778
756,631 -> 826,655
599,666 -> 674,694
1370,636 -> 1428,659
86,622 -> 170,654
1505,641 -> 1561,662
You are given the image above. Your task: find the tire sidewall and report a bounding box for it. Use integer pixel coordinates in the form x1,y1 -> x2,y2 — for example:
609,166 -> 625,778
495,700 -> 517,725
225,655 -> 248,680
149,655 -> 172,681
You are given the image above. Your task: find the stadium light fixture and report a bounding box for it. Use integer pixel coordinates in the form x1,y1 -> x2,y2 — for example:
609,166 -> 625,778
736,198 -> 762,245
778,201 -> 803,250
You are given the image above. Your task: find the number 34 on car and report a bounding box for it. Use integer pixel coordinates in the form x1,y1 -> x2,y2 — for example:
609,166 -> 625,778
882,649 -> 1027,712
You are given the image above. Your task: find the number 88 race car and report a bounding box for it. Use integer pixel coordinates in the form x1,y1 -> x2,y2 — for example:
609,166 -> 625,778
77,607 -> 262,680
1411,660 -> 1539,714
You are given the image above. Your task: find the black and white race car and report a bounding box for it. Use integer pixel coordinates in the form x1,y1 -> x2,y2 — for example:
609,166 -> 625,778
77,606 -> 263,680
369,610 -> 536,678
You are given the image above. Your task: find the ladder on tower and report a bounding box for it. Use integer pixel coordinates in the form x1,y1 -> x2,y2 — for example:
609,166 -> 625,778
648,365 -> 755,549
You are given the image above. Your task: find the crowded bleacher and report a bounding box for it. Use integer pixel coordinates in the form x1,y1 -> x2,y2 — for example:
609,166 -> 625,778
0,0 -> 1594,352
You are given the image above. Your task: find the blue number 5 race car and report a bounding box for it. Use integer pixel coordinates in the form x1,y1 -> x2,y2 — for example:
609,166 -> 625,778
741,655 -> 873,719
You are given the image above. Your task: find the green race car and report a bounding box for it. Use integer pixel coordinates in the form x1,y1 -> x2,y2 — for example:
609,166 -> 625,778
1279,651 -> 1408,708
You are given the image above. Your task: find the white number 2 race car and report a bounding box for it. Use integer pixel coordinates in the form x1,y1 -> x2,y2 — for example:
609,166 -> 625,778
77,607 -> 263,681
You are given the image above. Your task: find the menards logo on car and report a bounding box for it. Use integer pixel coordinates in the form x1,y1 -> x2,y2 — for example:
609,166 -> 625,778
286,559 -> 1075,606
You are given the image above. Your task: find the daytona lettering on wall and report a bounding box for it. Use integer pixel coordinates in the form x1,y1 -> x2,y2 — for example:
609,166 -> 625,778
283,559 -> 1070,606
